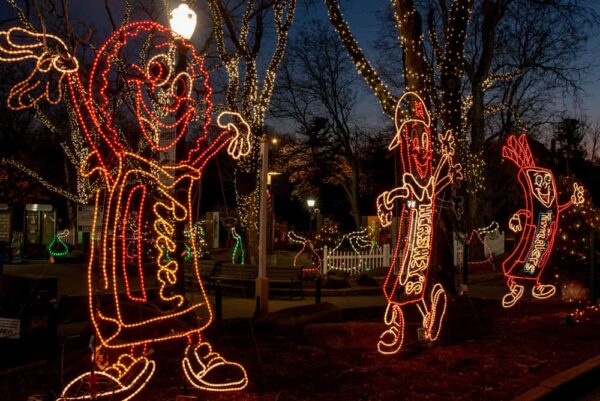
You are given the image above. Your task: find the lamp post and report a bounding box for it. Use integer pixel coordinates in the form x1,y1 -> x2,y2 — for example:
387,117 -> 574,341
268,172 -> 281,251
169,3 -> 196,295
257,135 -> 270,314
307,198 -> 316,236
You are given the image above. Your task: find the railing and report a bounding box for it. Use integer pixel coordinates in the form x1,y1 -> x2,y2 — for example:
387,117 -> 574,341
322,244 -> 391,276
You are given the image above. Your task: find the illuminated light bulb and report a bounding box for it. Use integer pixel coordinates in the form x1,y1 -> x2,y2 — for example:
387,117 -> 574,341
169,3 -> 197,39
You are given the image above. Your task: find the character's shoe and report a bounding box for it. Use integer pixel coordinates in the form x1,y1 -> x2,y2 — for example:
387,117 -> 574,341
532,284 -> 556,299
502,283 -> 525,308
377,303 -> 405,355
423,283 -> 447,342
57,354 -> 155,401
182,342 -> 248,391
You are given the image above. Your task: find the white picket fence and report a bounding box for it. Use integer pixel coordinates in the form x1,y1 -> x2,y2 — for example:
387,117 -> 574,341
322,244 -> 391,276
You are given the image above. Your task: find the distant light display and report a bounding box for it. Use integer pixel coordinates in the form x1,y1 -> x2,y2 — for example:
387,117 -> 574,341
501,134 -> 583,307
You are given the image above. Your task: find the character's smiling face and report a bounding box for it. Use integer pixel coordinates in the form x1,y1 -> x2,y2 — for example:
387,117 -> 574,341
408,123 -> 432,179
526,168 -> 556,208
131,50 -> 197,150
89,23 -> 212,154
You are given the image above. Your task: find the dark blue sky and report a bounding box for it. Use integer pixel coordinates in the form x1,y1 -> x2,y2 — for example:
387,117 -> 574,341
1,0 -> 598,127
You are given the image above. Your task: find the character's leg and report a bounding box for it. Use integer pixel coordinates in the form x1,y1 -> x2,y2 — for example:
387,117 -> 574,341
182,333 -> 248,391
57,346 -> 155,401
531,280 -> 556,299
502,277 -> 525,308
377,302 -> 405,355
422,283 -> 447,342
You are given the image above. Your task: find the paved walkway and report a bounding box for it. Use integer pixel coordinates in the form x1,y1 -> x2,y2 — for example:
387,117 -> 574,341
2,258 -> 508,321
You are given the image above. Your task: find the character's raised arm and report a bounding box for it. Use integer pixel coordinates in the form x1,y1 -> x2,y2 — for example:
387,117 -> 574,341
558,182 -> 585,213
434,130 -> 463,195
0,27 -> 116,183
187,111 -> 251,170
0,27 -> 78,110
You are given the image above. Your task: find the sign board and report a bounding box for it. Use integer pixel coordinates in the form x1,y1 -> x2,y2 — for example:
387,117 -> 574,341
159,130 -> 176,164
25,204 -> 53,212
0,318 -> 20,339
77,205 -> 103,232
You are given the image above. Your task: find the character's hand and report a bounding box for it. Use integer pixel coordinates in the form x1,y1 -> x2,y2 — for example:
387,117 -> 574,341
509,213 -> 522,232
217,111 -> 251,159
377,192 -> 393,227
571,183 -> 584,206
439,130 -> 456,157
451,163 -> 463,183
0,27 -> 78,110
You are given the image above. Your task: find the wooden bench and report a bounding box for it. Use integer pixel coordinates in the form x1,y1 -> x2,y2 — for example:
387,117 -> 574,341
266,266 -> 303,299
183,259 -> 217,291
207,263 -> 258,297
208,263 -> 303,299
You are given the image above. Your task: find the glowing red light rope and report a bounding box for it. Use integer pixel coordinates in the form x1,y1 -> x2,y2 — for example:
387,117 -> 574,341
376,92 -> 462,355
500,134 -> 584,308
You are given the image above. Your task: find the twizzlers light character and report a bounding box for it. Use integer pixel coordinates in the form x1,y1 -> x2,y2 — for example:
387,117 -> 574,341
501,134 -> 583,308
0,22 -> 251,399
376,92 -> 462,354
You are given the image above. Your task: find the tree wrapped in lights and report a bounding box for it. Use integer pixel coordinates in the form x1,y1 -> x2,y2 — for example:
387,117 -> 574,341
206,0 -> 296,262
0,22 -> 251,399
324,0 -> 595,233
313,220 -> 341,251
0,1 -> 130,209
554,176 -> 599,278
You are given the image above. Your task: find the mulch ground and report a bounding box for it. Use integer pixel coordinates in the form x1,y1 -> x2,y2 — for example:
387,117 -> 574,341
1,297 -> 599,401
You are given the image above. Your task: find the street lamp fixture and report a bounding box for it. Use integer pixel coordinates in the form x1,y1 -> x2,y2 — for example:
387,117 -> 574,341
169,2 -> 196,296
169,3 -> 197,40
307,198 -> 317,235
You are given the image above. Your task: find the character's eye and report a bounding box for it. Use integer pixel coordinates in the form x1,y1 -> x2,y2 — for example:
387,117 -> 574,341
421,132 -> 429,151
535,175 -> 543,185
173,74 -> 189,97
148,61 -> 166,81
145,55 -> 172,86
545,175 -> 551,183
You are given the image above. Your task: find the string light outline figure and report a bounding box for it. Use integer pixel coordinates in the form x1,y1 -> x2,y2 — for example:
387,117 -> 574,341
325,226 -> 378,274
0,22 -> 250,398
230,227 -> 245,265
460,222 -> 502,270
48,229 -> 71,258
376,92 -> 462,355
500,134 -> 584,308
288,230 -> 321,273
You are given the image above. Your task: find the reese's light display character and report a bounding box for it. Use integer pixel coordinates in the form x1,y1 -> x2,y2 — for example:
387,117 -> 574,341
501,134 -> 583,308
0,22 -> 250,399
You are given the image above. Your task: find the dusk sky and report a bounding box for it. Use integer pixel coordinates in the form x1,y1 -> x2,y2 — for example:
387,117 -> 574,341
1,0 -> 598,128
